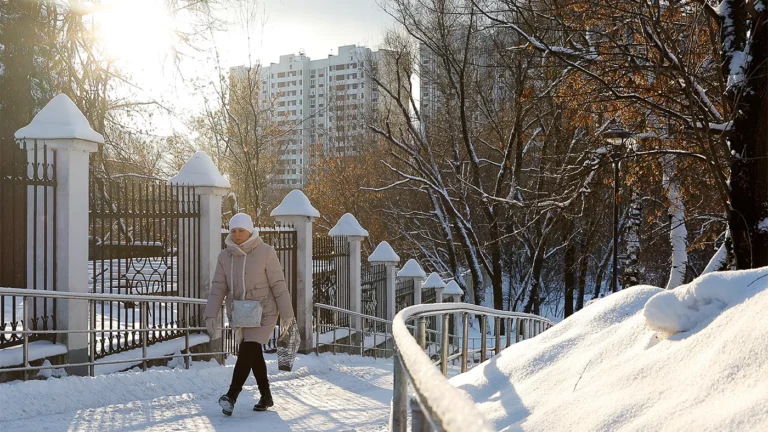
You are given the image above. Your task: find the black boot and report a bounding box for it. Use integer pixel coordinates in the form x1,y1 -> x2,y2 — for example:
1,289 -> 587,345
253,393 -> 274,411
218,394 -> 236,416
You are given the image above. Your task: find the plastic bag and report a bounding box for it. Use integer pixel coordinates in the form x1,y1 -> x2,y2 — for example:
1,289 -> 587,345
277,318 -> 300,371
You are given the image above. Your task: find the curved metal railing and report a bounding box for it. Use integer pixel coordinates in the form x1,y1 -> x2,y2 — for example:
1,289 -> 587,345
391,303 -> 554,432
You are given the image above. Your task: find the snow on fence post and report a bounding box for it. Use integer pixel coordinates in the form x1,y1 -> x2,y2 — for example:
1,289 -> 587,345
397,259 -> 426,305
329,213 -> 369,333
272,190 -> 319,354
15,94 -> 103,376
169,151 -> 229,362
368,241 -> 400,322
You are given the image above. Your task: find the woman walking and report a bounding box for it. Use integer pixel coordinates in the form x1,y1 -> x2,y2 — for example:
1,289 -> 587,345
204,213 -> 295,416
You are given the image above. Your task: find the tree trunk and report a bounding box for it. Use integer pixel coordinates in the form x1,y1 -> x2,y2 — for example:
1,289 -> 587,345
723,2 -> 768,269
662,156 -> 688,289
623,190 -> 642,288
563,223 -> 576,318
576,231 -> 588,311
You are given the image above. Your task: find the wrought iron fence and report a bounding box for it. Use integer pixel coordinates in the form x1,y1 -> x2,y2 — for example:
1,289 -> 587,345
89,176 -> 201,359
312,236 -> 350,333
1,140 -> 57,349
395,278 -> 414,313
362,264 -> 387,332
422,287 -> 438,338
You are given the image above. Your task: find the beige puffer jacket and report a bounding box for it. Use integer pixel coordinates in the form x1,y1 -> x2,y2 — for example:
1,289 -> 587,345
204,231 -> 294,344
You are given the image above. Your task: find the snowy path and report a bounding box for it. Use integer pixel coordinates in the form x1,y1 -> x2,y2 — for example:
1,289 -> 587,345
0,353 -> 395,431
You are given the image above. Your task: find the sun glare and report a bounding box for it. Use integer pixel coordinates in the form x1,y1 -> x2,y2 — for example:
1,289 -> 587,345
96,0 -> 175,65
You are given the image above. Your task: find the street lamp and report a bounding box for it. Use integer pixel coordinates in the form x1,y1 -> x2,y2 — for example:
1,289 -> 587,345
602,120 -> 632,293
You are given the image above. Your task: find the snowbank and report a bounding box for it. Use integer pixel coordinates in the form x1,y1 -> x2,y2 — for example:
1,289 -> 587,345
451,269 -> 768,431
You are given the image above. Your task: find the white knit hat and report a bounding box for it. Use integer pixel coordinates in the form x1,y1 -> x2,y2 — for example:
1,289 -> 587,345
229,213 -> 254,233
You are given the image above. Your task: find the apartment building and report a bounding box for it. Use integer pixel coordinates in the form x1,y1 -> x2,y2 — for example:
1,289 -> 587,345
230,45 -> 398,189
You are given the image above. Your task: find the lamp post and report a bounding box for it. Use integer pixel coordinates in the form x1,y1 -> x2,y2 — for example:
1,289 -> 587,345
602,121 -> 632,293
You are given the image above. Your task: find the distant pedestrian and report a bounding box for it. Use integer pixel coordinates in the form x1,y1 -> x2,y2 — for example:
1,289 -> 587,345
204,213 -> 295,416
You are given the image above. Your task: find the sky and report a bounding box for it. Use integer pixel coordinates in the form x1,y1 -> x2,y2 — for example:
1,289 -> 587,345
92,0 -> 397,137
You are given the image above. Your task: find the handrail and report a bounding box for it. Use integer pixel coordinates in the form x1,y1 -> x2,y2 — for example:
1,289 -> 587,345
314,303 -> 394,358
391,303 -> 554,432
0,287 -> 229,377
0,287 -> 207,304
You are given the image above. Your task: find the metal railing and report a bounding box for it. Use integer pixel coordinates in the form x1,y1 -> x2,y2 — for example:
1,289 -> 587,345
0,287 -> 234,377
314,303 -> 394,358
391,303 -> 554,432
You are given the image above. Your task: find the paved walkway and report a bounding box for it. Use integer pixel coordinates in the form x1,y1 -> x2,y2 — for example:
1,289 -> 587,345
1,354 -> 396,431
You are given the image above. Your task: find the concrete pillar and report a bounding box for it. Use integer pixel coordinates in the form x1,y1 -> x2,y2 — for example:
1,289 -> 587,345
396,259 -> 426,306
368,241 -> 400,321
272,190 -> 319,353
15,94 -> 103,375
422,272 -> 447,336
348,236 -> 364,331
329,213 -> 369,332
168,151 -> 229,352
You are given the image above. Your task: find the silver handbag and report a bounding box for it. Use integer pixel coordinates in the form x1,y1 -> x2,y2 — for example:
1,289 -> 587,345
229,257 -> 262,328
232,300 -> 262,328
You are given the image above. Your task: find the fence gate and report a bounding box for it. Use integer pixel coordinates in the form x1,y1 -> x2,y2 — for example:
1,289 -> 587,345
89,175 -> 200,359
312,236 -> 350,334
0,140 -> 57,349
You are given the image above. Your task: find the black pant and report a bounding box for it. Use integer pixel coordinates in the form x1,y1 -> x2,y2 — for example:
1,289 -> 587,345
227,342 -> 269,400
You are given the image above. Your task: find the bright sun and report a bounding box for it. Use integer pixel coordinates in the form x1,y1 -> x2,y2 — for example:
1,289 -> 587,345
95,0 -> 175,66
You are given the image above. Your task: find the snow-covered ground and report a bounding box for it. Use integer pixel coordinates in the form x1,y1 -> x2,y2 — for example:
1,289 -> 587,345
451,268 -> 768,431
0,353 -> 395,431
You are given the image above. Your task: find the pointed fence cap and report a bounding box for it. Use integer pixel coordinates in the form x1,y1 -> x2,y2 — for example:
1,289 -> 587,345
329,213 -> 369,237
15,94 -> 105,144
169,151 -> 230,188
397,259 -> 426,278
443,280 -> 463,296
422,272 -> 446,289
368,241 -> 400,263
271,189 -> 320,218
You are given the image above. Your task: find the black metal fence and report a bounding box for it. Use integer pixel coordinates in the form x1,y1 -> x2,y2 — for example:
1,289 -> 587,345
0,140 -> 57,349
89,176 -> 201,359
395,278 -> 415,314
362,264 -> 387,332
422,287 -> 438,335
312,236 -> 350,333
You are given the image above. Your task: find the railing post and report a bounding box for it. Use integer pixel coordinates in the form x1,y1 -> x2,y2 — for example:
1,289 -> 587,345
141,302 -> 148,371
90,300 -> 96,377
410,396 -> 428,432
506,318 -> 512,348
495,317 -> 501,356
184,303 -> 190,369
516,318 -> 522,343
272,190 -> 320,354
391,348 -> 408,432
22,295 -> 29,376
417,317 -> 427,350
461,312 -> 469,372
15,94 -> 103,377
441,313 -> 449,376
480,315 -> 487,363
314,304 -> 320,355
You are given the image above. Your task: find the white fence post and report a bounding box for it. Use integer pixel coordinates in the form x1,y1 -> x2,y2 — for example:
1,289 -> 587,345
168,151 -> 229,360
368,241 -> 400,322
329,213 -> 369,333
272,190 -> 319,353
397,259 -> 426,305
15,94 -> 103,375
